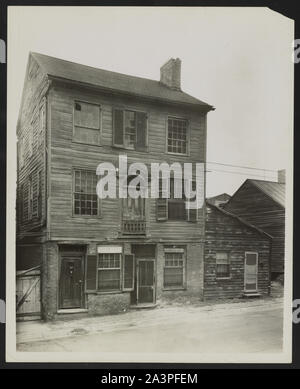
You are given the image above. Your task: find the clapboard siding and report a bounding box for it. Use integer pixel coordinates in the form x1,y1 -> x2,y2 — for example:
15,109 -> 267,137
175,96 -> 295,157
224,181 -> 285,273
48,84 -> 206,241
16,55 -> 49,241
204,204 -> 271,299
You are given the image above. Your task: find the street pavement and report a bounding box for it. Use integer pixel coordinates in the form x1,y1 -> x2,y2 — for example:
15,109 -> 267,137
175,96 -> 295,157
17,298 -> 283,354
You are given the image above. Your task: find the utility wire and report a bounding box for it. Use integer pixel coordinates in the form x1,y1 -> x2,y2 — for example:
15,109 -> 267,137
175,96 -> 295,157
206,161 -> 277,173
206,168 -> 277,180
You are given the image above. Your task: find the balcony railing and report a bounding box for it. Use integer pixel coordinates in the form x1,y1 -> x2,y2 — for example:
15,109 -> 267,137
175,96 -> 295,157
122,220 -> 146,235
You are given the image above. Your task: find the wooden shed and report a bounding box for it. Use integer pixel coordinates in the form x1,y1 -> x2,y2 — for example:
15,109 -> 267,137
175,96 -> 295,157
224,178 -> 285,278
204,201 -> 272,299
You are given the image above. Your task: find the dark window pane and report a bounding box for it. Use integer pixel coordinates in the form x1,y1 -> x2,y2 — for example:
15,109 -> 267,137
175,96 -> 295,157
168,201 -> 186,220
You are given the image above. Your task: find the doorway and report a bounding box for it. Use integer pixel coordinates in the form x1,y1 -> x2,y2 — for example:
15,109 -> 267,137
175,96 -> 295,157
131,244 -> 156,305
59,255 -> 84,309
244,252 -> 258,292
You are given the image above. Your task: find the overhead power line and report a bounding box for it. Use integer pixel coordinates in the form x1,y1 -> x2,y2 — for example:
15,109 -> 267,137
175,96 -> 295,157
206,161 -> 277,173
206,168 -> 277,180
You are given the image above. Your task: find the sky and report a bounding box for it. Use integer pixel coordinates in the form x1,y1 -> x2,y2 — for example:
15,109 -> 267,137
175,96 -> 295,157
7,6 -> 294,197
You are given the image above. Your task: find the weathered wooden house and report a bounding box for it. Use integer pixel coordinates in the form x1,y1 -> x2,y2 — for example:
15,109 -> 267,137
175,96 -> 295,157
224,175 -> 285,279
16,53 -> 214,320
204,201 -> 271,299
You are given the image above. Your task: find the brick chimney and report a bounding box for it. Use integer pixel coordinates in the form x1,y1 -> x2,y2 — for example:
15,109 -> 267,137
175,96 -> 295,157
160,58 -> 181,90
278,169 -> 286,184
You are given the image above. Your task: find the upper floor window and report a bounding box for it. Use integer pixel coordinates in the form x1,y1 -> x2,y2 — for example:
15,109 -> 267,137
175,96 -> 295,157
73,169 -> 99,216
167,178 -> 186,221
73,101 -> 100,145
113,109 -> 147,151
156,177 -> 197,222
167,117 -> 188,155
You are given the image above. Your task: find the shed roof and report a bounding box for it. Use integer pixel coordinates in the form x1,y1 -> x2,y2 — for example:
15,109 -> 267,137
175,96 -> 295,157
31,52 -> 214,110
248,179 -> 285,208
206,200 -> 272,239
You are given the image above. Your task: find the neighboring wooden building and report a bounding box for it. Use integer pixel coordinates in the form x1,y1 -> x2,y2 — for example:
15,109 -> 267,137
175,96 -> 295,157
16,53 -> 214,320
204,201 -> 271,299
224,177 -> 285,278
207,193 -> 231,207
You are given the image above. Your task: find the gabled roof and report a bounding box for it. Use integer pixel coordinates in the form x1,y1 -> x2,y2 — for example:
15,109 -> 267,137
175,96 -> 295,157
248,179 -> 285,208
207,193 -> 231,202
31,52 -> 214,110
206,200 -> 272,239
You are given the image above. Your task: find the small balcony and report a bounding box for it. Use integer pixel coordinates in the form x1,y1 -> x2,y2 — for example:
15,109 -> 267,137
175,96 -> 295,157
122,220 -> 146,235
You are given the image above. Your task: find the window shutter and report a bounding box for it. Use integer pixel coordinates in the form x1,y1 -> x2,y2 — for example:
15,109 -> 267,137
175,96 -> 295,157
113,109 -> 124,147
186,180 -> 197,222
85,255 -> 97,292
157,178 -> 168,221
136,112 -> 147,151
123,254 -> 135,291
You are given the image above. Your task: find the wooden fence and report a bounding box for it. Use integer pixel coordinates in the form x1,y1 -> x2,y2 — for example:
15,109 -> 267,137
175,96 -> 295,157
16,266 -> 41,321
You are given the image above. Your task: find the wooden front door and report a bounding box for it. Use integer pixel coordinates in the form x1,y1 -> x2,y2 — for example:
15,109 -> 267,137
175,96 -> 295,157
244,252 -> 258,292
59,256 -> 84,309
137,259 -> 155,304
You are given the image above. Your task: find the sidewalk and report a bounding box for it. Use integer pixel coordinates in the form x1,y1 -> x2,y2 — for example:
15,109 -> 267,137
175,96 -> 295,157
17,297 -> 283,345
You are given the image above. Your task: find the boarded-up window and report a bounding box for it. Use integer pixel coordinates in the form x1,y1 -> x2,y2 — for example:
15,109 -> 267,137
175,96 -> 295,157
163,247 -> 186,288
73,170 -> 99,216
86,255 -> 97,292
216,252 -> 230,278
123,254 -> 135,291
113,109 -> 147,150
74,101 -> 100,145
98,253 -> 121,291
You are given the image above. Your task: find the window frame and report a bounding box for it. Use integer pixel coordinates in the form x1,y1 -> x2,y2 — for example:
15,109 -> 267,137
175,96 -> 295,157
112,106 -> 148,151
97,253 -> 122,293
72,168 -> 101,218
72,100 -> 102,146
166,116 -> 189,156
216,251 -> 231,280
163,246 -> 186,290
